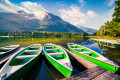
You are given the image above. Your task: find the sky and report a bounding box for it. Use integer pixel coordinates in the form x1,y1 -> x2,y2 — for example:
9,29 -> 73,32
0,0 -> 116,30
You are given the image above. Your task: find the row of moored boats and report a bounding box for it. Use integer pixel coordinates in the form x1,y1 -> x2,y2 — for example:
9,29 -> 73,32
0,43 -> 120,80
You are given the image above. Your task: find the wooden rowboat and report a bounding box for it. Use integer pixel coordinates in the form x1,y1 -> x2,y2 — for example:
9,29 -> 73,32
67,43 -> 120,73
0,44 -> 42,80
43,43 -> 73,78
0,45 -> 20,58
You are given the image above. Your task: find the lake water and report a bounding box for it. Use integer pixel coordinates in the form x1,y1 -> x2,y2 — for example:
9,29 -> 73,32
0,37 -> 120,80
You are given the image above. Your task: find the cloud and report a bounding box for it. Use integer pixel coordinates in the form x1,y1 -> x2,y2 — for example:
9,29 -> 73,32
106,0 -> 115,6
59,5 -> 98,27
79,0 -> 86,7
21,1 -> 47,19
0,0 -> 47,20
0,0 -> 20,13
59,6 -> 87,26
87,10 -> 98,18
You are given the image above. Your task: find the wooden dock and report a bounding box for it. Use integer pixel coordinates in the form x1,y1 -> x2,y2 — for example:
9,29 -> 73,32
92,39 -> 120,45
0,48 -> 24,65
61,46 -> 120,80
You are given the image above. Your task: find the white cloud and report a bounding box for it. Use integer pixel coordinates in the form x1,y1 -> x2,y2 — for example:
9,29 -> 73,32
0,0 -> 47,20
0,0 -> 20,13
87,10 -> 98,18
79,0 -> 86,7
59,5 -> 98,27
59,6 -> 87,26
106,0 -> 115,6
21,1 -> 47,20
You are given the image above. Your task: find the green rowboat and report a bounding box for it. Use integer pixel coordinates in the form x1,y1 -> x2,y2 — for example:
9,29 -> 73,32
43,43 -> 73,78
0,44 -> 42,80
67,43 -> 120,73
0,45 -> 20,58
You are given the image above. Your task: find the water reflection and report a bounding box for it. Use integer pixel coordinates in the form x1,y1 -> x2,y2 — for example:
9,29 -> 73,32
0,37 -> 85,48
0,37 -> 120,79
69,55 -> 87,75
83,40 -> 120,66
44,57 -> 65,80
98,44 -> 120,65
22,55 -> 43,80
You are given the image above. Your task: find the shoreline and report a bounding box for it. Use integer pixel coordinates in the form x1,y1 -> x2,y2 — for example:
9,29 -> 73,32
86,36 -> 120,41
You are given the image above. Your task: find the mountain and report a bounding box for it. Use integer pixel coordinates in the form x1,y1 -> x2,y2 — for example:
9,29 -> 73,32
0,12 -> 84,33
36,12 -> 84,33
77,26 -> 98,34
0,13 -> 40,31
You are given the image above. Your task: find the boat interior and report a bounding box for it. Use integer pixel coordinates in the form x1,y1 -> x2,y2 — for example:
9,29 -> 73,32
0,47 -> 13,52
9,45 -> 41,66
69,45 -> 99,58
45,45 -> 66,60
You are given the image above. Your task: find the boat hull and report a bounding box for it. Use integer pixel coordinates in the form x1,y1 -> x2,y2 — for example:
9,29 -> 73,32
44,53 -> 72,78
0,46 -> 20,58
5,53 -> 41,80
68,46 -> 119,72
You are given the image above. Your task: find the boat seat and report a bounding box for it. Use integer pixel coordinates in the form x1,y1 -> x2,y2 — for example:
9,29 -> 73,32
24,50 -> 39,52
0,47 -> 13,50
0,52 -> 6,54
32,44 -> 41,46
48,52 -> 64,56
46,45 -> 53,47
79,51 -> 92,54
69,45 -> 75,47
72,48 -> 83,50
45,44 -> 53,46
46,48 -> 58,51
16,55 -> 36,59
30,46 -> 40,48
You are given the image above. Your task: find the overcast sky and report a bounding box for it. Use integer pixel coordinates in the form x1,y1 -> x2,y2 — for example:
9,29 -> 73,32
0,0 -> 116,30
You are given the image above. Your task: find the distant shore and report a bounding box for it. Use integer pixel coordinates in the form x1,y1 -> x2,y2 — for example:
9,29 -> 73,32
0,36 -> 14,37
86,36 -> 120,41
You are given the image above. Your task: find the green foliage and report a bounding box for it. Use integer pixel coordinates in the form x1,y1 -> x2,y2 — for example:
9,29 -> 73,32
83,32 -> 88,36
0,31 -> 83,38
97,0 -> 120,37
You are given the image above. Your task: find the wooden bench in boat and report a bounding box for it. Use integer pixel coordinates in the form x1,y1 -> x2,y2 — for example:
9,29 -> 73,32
46,48 -> 59,51
48,52 -> 64,56
71,48 -> 83,50
0,52 -> 6,54
32,44 -> 40,45
16,55 -> 36,59
45,44 -> 53,46
46,45 -> 54,47
79,51 -> 92,54
0,47 -> 14,50
30,46 -> 40,48
24,50 -> 39,52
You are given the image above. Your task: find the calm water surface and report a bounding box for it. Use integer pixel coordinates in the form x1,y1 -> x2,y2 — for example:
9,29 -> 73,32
0,37 -> 120,80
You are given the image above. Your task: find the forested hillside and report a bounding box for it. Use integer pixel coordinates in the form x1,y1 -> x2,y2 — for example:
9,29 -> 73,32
97,0 -> 120,37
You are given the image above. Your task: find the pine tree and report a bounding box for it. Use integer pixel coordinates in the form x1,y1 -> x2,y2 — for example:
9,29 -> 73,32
112,0 -> 120,22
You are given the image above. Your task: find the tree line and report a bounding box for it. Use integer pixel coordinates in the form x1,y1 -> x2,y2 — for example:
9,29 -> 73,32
97,0 -> 120,37
0,31 -> 85,38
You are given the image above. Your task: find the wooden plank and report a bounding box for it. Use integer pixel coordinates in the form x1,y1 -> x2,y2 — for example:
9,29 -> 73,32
60,46 -> 120,80
92,71 -> 116,80
60,46 -> 97,68
74,68 -> 106,80
111,75 -> 120,80
73,66 -> 102,77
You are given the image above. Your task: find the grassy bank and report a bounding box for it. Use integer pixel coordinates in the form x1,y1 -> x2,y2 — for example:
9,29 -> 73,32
86,36 -> 120,41
0,36 -> 14,37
